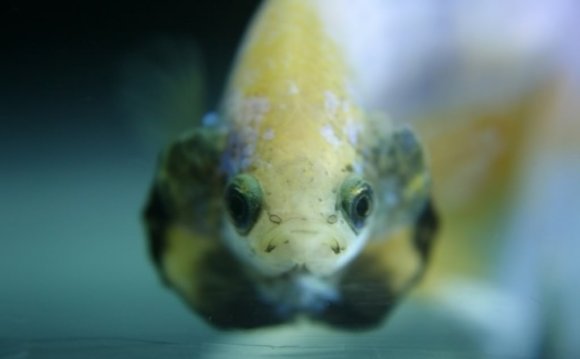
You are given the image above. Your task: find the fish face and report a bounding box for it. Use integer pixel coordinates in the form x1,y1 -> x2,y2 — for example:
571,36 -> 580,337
141,0 -> 438,329
222,159 -> 374,278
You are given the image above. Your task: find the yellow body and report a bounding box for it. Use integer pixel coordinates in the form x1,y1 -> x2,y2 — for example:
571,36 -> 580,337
220,1 -> 375,277
224,0 -> 360,193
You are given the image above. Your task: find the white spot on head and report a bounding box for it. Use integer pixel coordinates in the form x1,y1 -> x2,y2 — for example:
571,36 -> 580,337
288,81 -> 300,95
320,124 -> 341,147
324,91 -> 340,115
226,96 -> 271,172
240,97 -> 270,125
343,120 -> 361,145
262,128 -> 275,140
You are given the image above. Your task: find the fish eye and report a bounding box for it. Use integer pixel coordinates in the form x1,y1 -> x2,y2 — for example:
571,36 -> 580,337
225,174 -> 263,235
339,176 -> 374,232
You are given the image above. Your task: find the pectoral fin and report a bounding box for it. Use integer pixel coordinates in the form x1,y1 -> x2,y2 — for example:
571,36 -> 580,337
367,126 -> 432,235
315,200 -> 439,329
316,123 -> 438,329
143,127 -> 291,328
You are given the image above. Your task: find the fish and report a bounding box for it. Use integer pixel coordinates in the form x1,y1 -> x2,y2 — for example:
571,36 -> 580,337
143,0 -> 438,330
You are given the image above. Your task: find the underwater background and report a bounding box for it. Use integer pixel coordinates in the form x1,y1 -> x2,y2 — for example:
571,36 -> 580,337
1,1 -> 579,358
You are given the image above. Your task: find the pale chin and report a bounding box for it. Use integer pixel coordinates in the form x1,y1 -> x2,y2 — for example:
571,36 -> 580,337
222,220 -> 370,278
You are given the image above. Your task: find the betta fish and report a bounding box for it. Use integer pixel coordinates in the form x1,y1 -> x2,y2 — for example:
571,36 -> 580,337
143,0 -> 438,330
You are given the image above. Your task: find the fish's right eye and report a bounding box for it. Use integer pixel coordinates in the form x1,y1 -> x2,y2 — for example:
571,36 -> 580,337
225,174 -> 263,235
339,175 -> 374,233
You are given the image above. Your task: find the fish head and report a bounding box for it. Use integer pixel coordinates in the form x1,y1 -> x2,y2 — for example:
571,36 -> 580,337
221,150 -> 376,278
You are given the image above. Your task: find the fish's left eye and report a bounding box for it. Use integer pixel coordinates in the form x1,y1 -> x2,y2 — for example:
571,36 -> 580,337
225,174 -> 263,235
340,176 -> 374,233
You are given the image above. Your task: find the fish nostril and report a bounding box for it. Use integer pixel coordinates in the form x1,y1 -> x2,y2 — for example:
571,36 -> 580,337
326,215 -> 338,224
269,214 -> 282,224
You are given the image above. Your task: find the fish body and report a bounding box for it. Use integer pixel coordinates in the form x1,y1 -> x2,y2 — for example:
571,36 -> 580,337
144,0 -> 437,329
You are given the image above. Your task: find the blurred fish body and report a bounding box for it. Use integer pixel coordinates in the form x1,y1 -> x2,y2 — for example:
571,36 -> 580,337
143,0 -> 437,329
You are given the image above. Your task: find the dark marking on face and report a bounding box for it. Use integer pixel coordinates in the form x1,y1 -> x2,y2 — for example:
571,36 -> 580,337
265,243 -> 277,253
330,240 -> 342,254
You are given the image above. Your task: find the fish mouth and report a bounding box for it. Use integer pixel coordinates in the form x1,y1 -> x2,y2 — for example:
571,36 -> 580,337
284,263 -> 311,276
245,220 -> 362,277
268,260 -> 341,280
270,263 -> 338,283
